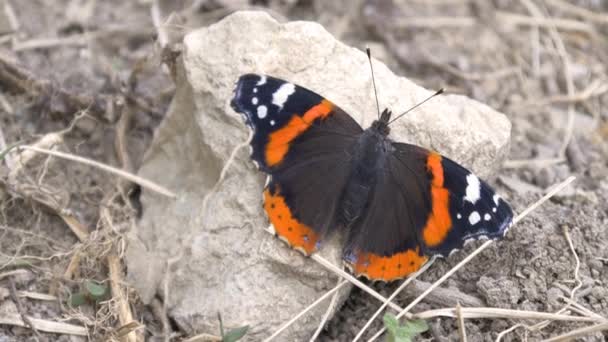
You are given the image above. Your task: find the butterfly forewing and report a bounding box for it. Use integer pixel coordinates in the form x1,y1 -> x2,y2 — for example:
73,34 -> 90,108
232,74 -> 363,254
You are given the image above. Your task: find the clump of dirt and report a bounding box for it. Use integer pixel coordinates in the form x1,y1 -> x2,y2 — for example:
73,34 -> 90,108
0,0 -> 607,341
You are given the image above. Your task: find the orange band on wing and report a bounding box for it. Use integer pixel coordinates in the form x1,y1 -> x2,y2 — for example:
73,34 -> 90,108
263,186 -> 319,255
422,152 -> 452,247
350,248 -> 428,281
265,100 -> 334,166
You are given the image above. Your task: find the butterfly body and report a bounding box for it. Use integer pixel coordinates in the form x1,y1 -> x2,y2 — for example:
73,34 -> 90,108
231,73 -> 513,281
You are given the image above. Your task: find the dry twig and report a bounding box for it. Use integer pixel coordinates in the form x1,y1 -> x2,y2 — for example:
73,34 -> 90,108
17,145 -> 176,198
8,277 -> 41,337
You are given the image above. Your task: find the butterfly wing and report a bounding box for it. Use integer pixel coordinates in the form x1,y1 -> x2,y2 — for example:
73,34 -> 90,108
231,74 -> 363,254
344,143 -> 513,281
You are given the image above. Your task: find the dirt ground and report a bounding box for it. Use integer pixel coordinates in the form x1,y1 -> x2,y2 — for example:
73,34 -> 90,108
0,0 -> 606,341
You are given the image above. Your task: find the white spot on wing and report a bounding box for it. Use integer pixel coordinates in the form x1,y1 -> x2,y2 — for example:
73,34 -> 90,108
252,97 -> 258,105
469,211 -> 481,225
270,120 -> 275,126
253,88 -> 258,93
484,213 -> 491,221
256,76 -> 267,86
272,83 -> 295,109
493,194 -> 500,205
257,105 -> 267,119
464,174 -> 481,203
492,207 -> 497,213
457,213 -> 462,219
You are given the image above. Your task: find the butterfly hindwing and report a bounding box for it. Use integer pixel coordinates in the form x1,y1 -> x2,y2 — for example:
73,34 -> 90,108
344,143 -> 513,281
232,74 -> 363,254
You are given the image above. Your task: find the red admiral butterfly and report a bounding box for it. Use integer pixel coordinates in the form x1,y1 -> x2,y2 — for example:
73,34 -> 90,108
231,64 -> 513,282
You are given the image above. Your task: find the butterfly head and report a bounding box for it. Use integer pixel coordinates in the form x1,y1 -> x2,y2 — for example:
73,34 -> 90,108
371,108 -> 391,136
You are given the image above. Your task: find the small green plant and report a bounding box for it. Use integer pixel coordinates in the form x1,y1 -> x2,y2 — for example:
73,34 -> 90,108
69,280 -> 110,307
218,313 -> 249,342
383,313 -> 428,342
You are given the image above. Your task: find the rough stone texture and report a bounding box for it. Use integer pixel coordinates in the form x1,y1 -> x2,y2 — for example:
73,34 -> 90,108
125,11 -> 512,341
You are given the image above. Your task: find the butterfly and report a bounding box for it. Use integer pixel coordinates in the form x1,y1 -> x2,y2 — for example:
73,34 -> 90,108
230,72 -> 512,281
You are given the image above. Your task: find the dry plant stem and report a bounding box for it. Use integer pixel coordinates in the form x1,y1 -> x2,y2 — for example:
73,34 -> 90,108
309,278 -> 343,342
545,0 -> 608,25
0,125 -> 15,170
0,269 -> 30,280
456,303 -> 467,342
542,321 -> 608,342
496,324 -> 523,342
11,25 -> 155,51
60,213 -> 90,242
116,103 -> 134,174
0,314 -> 88,336
514,80 -> 608,108
503,157 -> 565,169
8,277 -> 41,337
526,225 -> 583,332
413,307 -> 603,322
558,296 -> 604,319
18,291 -> 57,301
0,53 -> 108,116
183,333 -> 222,342
150,298 -> 171,341
409,279 -> 484,307
108,253 -> 139,342
263,280 -> 349,342
520,0 -> 576,158
18,146 -> 176,198
367,176 -> 577,342
495,10 -> 595,35
352,259 -> 435,342
63,251 -> 81,280
392,16 -> 476,29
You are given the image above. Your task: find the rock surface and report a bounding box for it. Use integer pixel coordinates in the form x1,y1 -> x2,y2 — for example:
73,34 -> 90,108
125,11 -> 512,341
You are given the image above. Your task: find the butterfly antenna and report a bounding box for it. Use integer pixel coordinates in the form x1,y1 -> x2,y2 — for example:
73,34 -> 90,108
366,47 -> 381,119
388,88 -> 444,125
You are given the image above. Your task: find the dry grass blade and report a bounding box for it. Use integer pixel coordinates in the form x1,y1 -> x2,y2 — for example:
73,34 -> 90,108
495,10 -> 595,35
18,291 -> 58,301
108,253 -> 139,342
18,145 -> 176,198
263,280 -> 349,342
545,0 -> 608,24
542,321 -> 608,341
366,176 -> 576,342
310,254 -> 405,313
414,307 -> 605,322
309,278 -> 343,342
0,314 -> 87,336
456,303 -> 467,342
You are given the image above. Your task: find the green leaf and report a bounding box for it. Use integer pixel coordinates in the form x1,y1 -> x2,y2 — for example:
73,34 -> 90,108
222,325 -> 249,342
383,314 -> 428,342
84,280 -> 108,300
69,293 -> 87,307
403,319 -> 428,335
